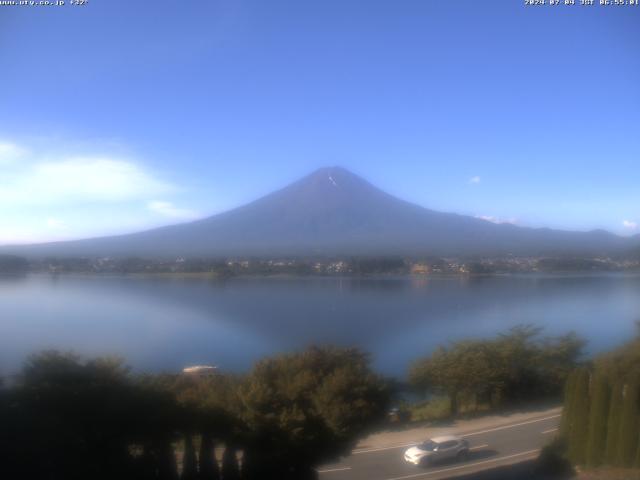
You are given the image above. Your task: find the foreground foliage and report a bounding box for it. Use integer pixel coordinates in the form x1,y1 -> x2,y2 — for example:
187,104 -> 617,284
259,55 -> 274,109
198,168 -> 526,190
0,346 -> 389,479
562,325 -> 640,469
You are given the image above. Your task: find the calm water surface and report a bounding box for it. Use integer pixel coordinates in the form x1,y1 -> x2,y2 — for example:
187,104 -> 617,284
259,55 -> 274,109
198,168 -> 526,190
1,273 -> 639,377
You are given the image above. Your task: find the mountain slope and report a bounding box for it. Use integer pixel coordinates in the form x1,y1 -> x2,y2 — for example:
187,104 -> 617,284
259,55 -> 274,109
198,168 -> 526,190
2,167 -> 636,257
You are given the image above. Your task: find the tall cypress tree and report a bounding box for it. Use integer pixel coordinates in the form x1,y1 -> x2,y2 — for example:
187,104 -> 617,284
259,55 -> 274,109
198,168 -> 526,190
221,446 -> 241,480
586,373 -> 610,467
240,448 -> 263,480
605,381 -> 624,465
560,370 -> 578,439
157,440 -> 180,480
567,368 -> 590,465
198,434 -> 220,480
181,435 -> 198,480
616,378 -> 640,467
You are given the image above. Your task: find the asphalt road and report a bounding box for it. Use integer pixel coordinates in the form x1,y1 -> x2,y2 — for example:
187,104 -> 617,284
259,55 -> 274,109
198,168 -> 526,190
317,413 -> 561,480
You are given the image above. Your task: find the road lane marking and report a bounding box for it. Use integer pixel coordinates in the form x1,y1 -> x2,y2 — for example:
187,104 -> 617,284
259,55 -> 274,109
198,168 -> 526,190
352,414 -> 560,455
354,442 -> 424,455
317,467 -> 352,473
470,444 -> 489,450
384,449 -> 540,480
542,428 -> 558,434
461,414 -> 561,438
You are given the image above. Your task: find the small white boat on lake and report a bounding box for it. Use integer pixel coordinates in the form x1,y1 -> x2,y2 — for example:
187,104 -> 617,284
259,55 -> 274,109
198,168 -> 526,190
182,365 -> 218,376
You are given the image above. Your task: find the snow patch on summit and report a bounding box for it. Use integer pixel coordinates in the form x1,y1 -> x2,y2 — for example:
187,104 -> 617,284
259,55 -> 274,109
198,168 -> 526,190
328,175 -> 338,187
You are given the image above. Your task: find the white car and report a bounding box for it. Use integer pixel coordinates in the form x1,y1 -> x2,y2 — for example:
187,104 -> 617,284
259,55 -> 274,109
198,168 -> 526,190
404,435 -> 469,466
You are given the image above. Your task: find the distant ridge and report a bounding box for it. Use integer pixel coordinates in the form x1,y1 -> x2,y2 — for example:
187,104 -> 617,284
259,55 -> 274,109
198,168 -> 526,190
2,166 -> 638,258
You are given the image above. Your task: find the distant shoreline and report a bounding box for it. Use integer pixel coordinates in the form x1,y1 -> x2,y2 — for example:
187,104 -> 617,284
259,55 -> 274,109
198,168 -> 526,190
11,270 -> 640,281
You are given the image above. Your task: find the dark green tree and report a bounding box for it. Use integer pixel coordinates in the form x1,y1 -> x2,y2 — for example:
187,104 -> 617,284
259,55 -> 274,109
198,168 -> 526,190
409,341 -> 496,415
616,378 -> 640,467
567,368 -> 590,465
534,437 -> 573,478
537,332 -> 586,396
182,435 -> 198,480
221,446 -> 241,480
157,440 -> 180,480
238,346 -> 389,477
585,373 -> 610,467
0,350 -> 196,480
605,381 -> 624,465
170,372 -> 244,442
597,331 -> 640,385
492,325 -> 547,403
410,326 -> 584,415
198,433 -> 220,480
240,448 -> 262,480
11,351 -> 141,480
560,370 -> 578,438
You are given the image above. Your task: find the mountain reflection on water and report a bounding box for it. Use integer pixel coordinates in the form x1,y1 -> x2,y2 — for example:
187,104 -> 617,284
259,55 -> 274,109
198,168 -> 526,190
1,273 -> 639,377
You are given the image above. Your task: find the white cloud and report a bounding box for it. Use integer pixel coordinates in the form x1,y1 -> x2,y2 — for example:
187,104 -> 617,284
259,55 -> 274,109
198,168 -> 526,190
148,200 -> 199,220
46,218 -> 66,229
0,156 -> 173,206
0,141 -> 27,164
469,176 -> 481,184
476,215 -> 518,225
622,220 -> 638,230
0,139 -> 190,244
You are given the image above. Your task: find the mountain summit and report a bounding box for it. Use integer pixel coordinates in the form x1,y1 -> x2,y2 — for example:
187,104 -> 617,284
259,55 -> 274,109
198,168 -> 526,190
4,167 -> 636,257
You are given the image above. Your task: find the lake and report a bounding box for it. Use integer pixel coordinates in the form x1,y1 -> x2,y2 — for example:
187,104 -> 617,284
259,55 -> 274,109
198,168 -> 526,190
1,273 -> 639,378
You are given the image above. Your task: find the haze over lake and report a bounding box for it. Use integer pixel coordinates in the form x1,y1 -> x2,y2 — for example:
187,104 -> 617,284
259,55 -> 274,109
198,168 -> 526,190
1,273 -> 639,378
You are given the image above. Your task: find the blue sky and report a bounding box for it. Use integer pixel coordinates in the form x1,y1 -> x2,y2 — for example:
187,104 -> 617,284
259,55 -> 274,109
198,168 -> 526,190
1,0 -> 639,244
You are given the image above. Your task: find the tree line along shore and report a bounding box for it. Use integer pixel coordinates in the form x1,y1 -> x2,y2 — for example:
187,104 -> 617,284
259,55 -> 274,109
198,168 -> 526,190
3,253 -> 640,277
